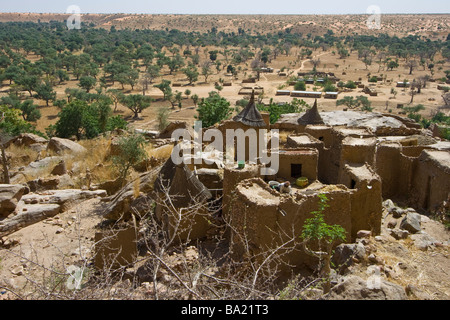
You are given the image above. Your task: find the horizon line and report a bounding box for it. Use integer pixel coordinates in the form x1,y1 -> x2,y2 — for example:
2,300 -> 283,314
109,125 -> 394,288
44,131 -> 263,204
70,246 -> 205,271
1,11 -> 449,16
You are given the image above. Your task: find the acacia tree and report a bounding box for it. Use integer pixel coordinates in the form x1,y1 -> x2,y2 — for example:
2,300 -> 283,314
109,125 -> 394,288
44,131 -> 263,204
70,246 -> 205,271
405,60 -> 418,75
34,81 -> 56,106
154,80 -> 172,101
121,94 -> 153,119
79,76 -> 97,93
182,64 -> 199,85
201,61 -> 213,83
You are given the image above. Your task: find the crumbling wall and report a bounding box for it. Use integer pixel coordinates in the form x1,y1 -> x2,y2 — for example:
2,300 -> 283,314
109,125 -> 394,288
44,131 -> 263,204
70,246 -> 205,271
375,143 -> 403,199
222,163 -> 261,218
338,164 -> 383,241
304,125 -> 333,148
410,150 -> 450,212
155,199 -> 211,243
340,137 -> 377,167
229,178 -> 352,273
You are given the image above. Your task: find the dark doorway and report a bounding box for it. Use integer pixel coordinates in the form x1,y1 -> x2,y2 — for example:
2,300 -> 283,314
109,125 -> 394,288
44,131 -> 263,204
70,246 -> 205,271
291,164 -> 303,178
350,179 -> 356,189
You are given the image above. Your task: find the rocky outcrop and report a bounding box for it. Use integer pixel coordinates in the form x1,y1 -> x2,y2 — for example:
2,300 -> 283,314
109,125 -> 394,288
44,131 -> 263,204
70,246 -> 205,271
5,133 -> 48,148
47,137 -> 87,155
101,169 -> 159,221
327,275 -> 407,300
0,184 -> 27,218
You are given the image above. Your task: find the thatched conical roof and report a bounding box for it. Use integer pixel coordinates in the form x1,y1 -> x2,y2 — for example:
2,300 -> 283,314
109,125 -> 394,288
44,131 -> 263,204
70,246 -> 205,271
297,99 -> 324,125
154,156 -> 212,208
233,90 -> 267,127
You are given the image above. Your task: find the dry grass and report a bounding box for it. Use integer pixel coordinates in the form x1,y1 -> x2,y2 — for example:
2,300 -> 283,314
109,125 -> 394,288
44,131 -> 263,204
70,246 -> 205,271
66,137 -> 117,186
6,144 -> 38,168
146,144 -> 173,160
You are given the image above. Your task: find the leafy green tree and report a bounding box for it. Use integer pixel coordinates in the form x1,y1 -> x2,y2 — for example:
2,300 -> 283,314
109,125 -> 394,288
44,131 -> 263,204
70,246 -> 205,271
105,115 -> 128,132
182,64 -> 199,85
120,94 -> 153,119
78,76 -> 97,93
258,98 -> 309,124
3,65 -> 25,85
56,69 -> 70,84
167,54 -> 185,75
195,92 -> 232,127
112,134 -> 147,181
17,74 -> 39,97
337,96 -> 372,111
336,96 -> 358,109
154,80 -> 172,100
301,194 -> 347,294
387,60 -> 399,71
34,81 -> 56,106
54,100 -> 100,140
0,105 -> 41,137
18,100 -> 41,122
294,81 -> 306,91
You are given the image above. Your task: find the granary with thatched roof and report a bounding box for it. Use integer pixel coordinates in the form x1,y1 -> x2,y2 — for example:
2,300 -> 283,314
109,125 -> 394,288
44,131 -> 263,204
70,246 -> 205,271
233,90 -> 267,128
154,155 -> 213,241
297,99 -> 324,127
217,90 -> 270,163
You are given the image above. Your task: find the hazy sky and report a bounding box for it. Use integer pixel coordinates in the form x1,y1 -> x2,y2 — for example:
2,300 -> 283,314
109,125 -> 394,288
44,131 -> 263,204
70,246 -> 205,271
1,0 -> 449,15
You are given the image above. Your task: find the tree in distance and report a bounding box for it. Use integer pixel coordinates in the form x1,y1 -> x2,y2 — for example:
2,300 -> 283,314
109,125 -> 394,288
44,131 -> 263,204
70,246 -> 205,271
34,81 -> 56,106
78,76 -> 97,93
120,94 -> 153,119
195,91 -> 232,128
182,64 -> 199,85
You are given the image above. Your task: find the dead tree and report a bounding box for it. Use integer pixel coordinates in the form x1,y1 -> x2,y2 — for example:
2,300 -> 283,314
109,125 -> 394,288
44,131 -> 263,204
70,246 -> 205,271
0,112 -> 11,184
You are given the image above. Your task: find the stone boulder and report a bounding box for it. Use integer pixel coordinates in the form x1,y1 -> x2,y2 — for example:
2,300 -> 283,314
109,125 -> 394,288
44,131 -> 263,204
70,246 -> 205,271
332,243 -> 366,273
410,233 -> 437,251
6,133 -> 48,148
400,212 -> 422,234
327,275 -> 407,300
47,137 -> 86,155
101,169 -> 159,221
21,189 -> 107,212
0,184 -> 27,218
50,160 -> 67,176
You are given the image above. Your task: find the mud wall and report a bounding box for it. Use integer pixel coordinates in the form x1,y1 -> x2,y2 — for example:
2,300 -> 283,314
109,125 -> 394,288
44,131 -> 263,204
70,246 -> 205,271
229,178 -> 352,273
410,150 -> 450,212
338,164 -> 383,241
277,148 -> 318,181
222,164 -> 262,218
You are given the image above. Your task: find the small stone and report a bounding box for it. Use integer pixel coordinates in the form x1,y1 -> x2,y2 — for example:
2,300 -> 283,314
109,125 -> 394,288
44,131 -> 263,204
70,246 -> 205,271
397,262 -> 407,270
357,230 -> 372,238
11,265 -> 24,276
390,228 -> 409,240
391,207 -> 404,218
387,219 -> 398,229
368,254 -> 377,263
56,228 -> 64,234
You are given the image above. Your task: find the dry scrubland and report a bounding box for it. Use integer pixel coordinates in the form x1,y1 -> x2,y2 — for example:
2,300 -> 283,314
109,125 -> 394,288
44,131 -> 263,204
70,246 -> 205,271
0,14 -> 448,133
0,13 -> 449,301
